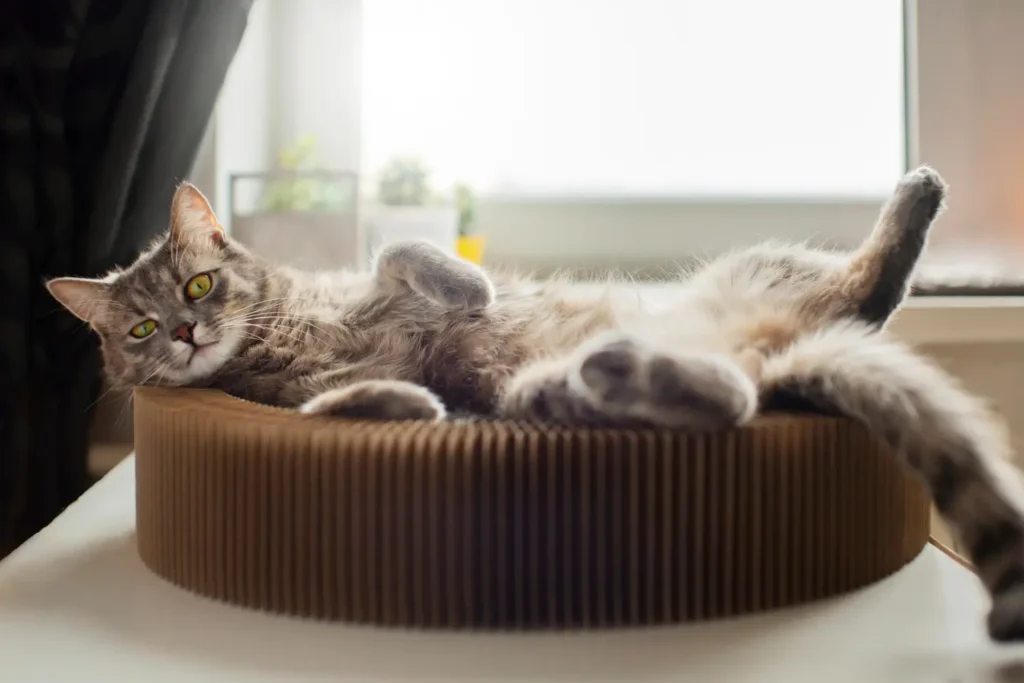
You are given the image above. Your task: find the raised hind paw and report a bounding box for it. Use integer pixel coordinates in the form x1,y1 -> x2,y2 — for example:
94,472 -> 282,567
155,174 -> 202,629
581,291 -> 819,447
499,333 -> 757,430
299,380 -> 446,421
570,333 -> 757,430
898,165 -> 947,205
886,165 -> 947,234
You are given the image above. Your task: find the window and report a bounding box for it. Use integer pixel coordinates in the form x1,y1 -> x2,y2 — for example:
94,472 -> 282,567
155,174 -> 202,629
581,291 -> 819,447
362,0 -> 905,199
212,1 -> 1024,277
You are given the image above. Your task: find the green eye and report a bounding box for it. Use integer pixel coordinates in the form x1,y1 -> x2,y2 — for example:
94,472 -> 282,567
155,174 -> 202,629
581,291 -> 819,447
185,272 -> 213,300
130,320 -> 157,339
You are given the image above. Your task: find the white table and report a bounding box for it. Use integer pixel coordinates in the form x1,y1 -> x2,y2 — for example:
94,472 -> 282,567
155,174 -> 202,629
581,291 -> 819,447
1,458 -> 1022,683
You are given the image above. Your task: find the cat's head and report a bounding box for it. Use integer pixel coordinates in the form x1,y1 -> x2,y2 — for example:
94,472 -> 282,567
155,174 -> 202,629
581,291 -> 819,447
47,183 -> 267,388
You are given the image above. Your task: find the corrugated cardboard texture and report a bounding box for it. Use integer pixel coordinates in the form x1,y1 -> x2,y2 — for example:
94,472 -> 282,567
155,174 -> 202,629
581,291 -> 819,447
134,386 -> 931,628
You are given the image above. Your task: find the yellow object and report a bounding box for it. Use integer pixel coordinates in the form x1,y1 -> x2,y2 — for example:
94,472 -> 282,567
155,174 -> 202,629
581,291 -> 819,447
456,235 -> 486,264
131,320 -> 157,339
185,272 -> 213,300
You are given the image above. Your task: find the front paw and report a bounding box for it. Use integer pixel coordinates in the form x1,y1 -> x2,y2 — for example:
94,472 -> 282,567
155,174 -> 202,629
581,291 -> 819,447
299,380 -> 446,421
411,257 -> 494,312
376,241 -> 495,311
429,271 -> 495,311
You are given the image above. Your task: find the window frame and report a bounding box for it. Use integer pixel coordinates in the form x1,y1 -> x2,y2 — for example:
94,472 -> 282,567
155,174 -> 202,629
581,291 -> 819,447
205,0 -> 1022,276
478,0 -> 1022,273
425,0 -> 911,273
477,197 -> 885,275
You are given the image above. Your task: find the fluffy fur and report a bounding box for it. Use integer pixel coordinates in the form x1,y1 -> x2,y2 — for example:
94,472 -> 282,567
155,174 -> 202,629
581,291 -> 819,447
47,167 -> 1024,641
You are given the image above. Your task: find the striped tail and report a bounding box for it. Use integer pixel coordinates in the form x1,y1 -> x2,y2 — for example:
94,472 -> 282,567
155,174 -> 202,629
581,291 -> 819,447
761,321 -> 1024,642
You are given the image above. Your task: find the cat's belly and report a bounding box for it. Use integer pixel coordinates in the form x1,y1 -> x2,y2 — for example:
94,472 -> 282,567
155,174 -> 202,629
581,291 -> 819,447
417,322 -> 515,414
626,288 -> 809,357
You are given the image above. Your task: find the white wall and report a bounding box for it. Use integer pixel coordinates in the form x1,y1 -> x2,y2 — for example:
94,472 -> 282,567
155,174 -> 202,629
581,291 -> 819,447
909,0 -> 1024,257
208,0 -> 274,223
201,0 -> 362,224
268,0 -> 362,175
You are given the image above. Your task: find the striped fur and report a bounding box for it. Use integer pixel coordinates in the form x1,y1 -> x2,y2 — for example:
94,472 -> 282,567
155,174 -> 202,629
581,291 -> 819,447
45,167 -> 1024,640
760,324 -> 1024,641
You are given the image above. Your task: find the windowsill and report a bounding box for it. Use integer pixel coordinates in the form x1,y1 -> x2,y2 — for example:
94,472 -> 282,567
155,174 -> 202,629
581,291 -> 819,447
477,199 -> 882,273
568,282 -> 1024,346
891,296 -> 1024,345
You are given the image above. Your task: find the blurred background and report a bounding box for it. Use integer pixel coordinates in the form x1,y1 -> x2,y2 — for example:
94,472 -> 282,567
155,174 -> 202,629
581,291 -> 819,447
210,0 -> 1024,276
4,0 -> 1024,556
219,0 -> 909,275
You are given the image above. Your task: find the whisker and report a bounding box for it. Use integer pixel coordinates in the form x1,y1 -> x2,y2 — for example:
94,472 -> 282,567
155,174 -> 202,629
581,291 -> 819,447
223,316 -> 337,345
86,386 -> 119,413
116,358 -> 170,425
221,321 -> 314,346
217,322 -> 271,340
114,393 -> 134,428
226,295 -> 329,317
85,373 -> 131,412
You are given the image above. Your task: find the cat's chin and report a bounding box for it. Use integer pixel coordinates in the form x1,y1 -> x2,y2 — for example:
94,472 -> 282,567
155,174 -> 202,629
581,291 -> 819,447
169,329 -> 243,385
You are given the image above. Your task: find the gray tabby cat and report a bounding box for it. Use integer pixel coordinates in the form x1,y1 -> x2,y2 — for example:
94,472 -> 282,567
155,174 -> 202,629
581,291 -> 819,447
47,166 -> 1024,641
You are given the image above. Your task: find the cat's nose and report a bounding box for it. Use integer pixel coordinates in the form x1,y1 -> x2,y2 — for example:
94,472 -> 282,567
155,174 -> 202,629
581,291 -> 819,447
171,321 -> 197,344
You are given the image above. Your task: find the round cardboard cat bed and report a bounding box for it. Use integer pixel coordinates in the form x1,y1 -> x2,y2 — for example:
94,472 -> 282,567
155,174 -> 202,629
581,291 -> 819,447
133,386 -> 931,628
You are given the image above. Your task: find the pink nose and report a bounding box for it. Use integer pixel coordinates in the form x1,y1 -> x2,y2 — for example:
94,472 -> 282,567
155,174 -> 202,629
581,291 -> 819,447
171,322 -> 196,344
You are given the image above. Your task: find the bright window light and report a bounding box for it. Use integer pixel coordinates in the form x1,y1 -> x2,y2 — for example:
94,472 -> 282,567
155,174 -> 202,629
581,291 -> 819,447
362,0 -> 905,198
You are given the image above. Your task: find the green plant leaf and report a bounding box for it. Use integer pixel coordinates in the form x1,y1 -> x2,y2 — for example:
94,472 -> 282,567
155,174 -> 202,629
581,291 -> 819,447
377,156 -> 432,206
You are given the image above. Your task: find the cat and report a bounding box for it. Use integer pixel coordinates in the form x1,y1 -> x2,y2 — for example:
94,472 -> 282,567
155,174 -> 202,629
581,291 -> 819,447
46,166 -> 1024,642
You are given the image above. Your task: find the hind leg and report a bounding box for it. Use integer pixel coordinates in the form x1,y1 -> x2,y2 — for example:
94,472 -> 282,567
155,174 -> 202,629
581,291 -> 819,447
500,332 -> 757,430
845,165 -> 947,325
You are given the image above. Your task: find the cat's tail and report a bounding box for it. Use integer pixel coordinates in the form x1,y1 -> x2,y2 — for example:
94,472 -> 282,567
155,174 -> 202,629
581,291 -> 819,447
842,166 -> 947,326
760,320 -> 1024,642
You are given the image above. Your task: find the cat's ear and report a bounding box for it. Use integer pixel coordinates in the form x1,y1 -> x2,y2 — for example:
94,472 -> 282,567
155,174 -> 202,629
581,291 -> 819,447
170,182 -> 225,246
46,277 -> 111,324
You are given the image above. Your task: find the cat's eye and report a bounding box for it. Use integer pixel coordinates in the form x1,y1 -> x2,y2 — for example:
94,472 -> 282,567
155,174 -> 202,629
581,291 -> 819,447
130,320 -> 157,339
185,272 -> 213,300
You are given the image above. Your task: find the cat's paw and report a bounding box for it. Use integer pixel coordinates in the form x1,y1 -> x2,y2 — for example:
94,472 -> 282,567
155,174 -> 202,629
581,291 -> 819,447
299,380 -> 446,421
569,333 -> 757,430
376,241 -> 495,311
893,165 -> 947,219
424,270 -> 494,312
988,585 -> 1024,642
900,165 -> 947,197
499,359 -> 601,424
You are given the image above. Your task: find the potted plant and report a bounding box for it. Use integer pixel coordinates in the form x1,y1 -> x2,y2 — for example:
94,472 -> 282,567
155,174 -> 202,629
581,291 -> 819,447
258,135 -> 353,212
364,157 -> 458,254
453,182 -> 485,264
229,135 -> 362,270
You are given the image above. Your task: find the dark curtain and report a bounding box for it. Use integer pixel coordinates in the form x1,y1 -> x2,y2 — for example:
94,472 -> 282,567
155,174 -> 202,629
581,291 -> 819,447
0,0 -> 253,558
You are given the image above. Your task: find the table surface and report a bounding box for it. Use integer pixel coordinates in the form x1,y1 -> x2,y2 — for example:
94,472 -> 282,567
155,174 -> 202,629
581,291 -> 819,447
2,458 -> 1024,683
